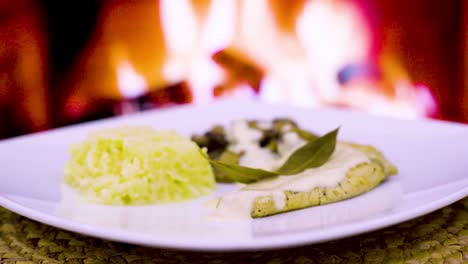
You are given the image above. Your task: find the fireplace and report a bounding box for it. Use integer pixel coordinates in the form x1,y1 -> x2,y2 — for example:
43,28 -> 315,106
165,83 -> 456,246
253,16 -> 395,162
0,0 -> 465,139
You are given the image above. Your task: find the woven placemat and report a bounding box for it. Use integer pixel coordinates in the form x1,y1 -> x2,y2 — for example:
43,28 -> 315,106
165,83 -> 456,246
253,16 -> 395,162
1,198 -> 466,264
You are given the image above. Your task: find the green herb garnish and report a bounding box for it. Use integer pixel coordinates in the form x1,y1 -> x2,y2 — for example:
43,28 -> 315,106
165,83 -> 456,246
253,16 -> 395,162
203,128 -> 339,183
276,128 -> 338,175
208,160 -> 278,184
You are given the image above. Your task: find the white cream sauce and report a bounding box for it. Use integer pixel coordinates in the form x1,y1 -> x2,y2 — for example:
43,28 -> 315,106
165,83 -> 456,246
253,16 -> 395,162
211,121 -> 370,219
244,144 -> 368,191
226,121 -> 279,170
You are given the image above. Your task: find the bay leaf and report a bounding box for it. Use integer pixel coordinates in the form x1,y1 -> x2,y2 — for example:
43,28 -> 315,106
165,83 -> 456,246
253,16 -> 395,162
275,128 -> 339,175
208,159 -> 278,183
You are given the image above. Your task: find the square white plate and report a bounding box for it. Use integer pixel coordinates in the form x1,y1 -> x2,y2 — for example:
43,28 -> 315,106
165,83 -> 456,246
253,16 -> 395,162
0,99 -> 467,251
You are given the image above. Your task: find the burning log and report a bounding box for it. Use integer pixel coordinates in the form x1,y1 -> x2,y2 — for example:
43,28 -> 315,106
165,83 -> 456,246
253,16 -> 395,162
141,81 -> 193,108
114,81 -> 193,115
212,48 -> 264,96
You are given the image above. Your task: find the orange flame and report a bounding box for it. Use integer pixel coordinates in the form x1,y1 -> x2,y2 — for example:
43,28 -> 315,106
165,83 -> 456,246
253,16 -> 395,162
64,0 -> 439,120
64,0 -> 167,101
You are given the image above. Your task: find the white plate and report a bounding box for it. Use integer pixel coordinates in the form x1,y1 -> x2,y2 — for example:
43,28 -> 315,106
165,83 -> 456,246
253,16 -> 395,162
0,99 -> 467,251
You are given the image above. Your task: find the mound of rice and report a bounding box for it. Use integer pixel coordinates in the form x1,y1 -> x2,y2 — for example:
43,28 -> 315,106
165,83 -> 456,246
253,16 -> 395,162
63,126 -> 215,205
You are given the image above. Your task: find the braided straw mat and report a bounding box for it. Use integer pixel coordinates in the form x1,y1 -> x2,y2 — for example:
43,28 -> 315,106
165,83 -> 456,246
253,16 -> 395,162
1,198 -> 466,264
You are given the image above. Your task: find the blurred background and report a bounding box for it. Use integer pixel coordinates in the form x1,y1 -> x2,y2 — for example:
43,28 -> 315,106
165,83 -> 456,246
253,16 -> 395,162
0,0 -> 466,139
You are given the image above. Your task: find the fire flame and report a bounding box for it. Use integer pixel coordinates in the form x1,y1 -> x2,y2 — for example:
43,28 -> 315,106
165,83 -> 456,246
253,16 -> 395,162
67,0 -> 439,120
116,60 -> 147,99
